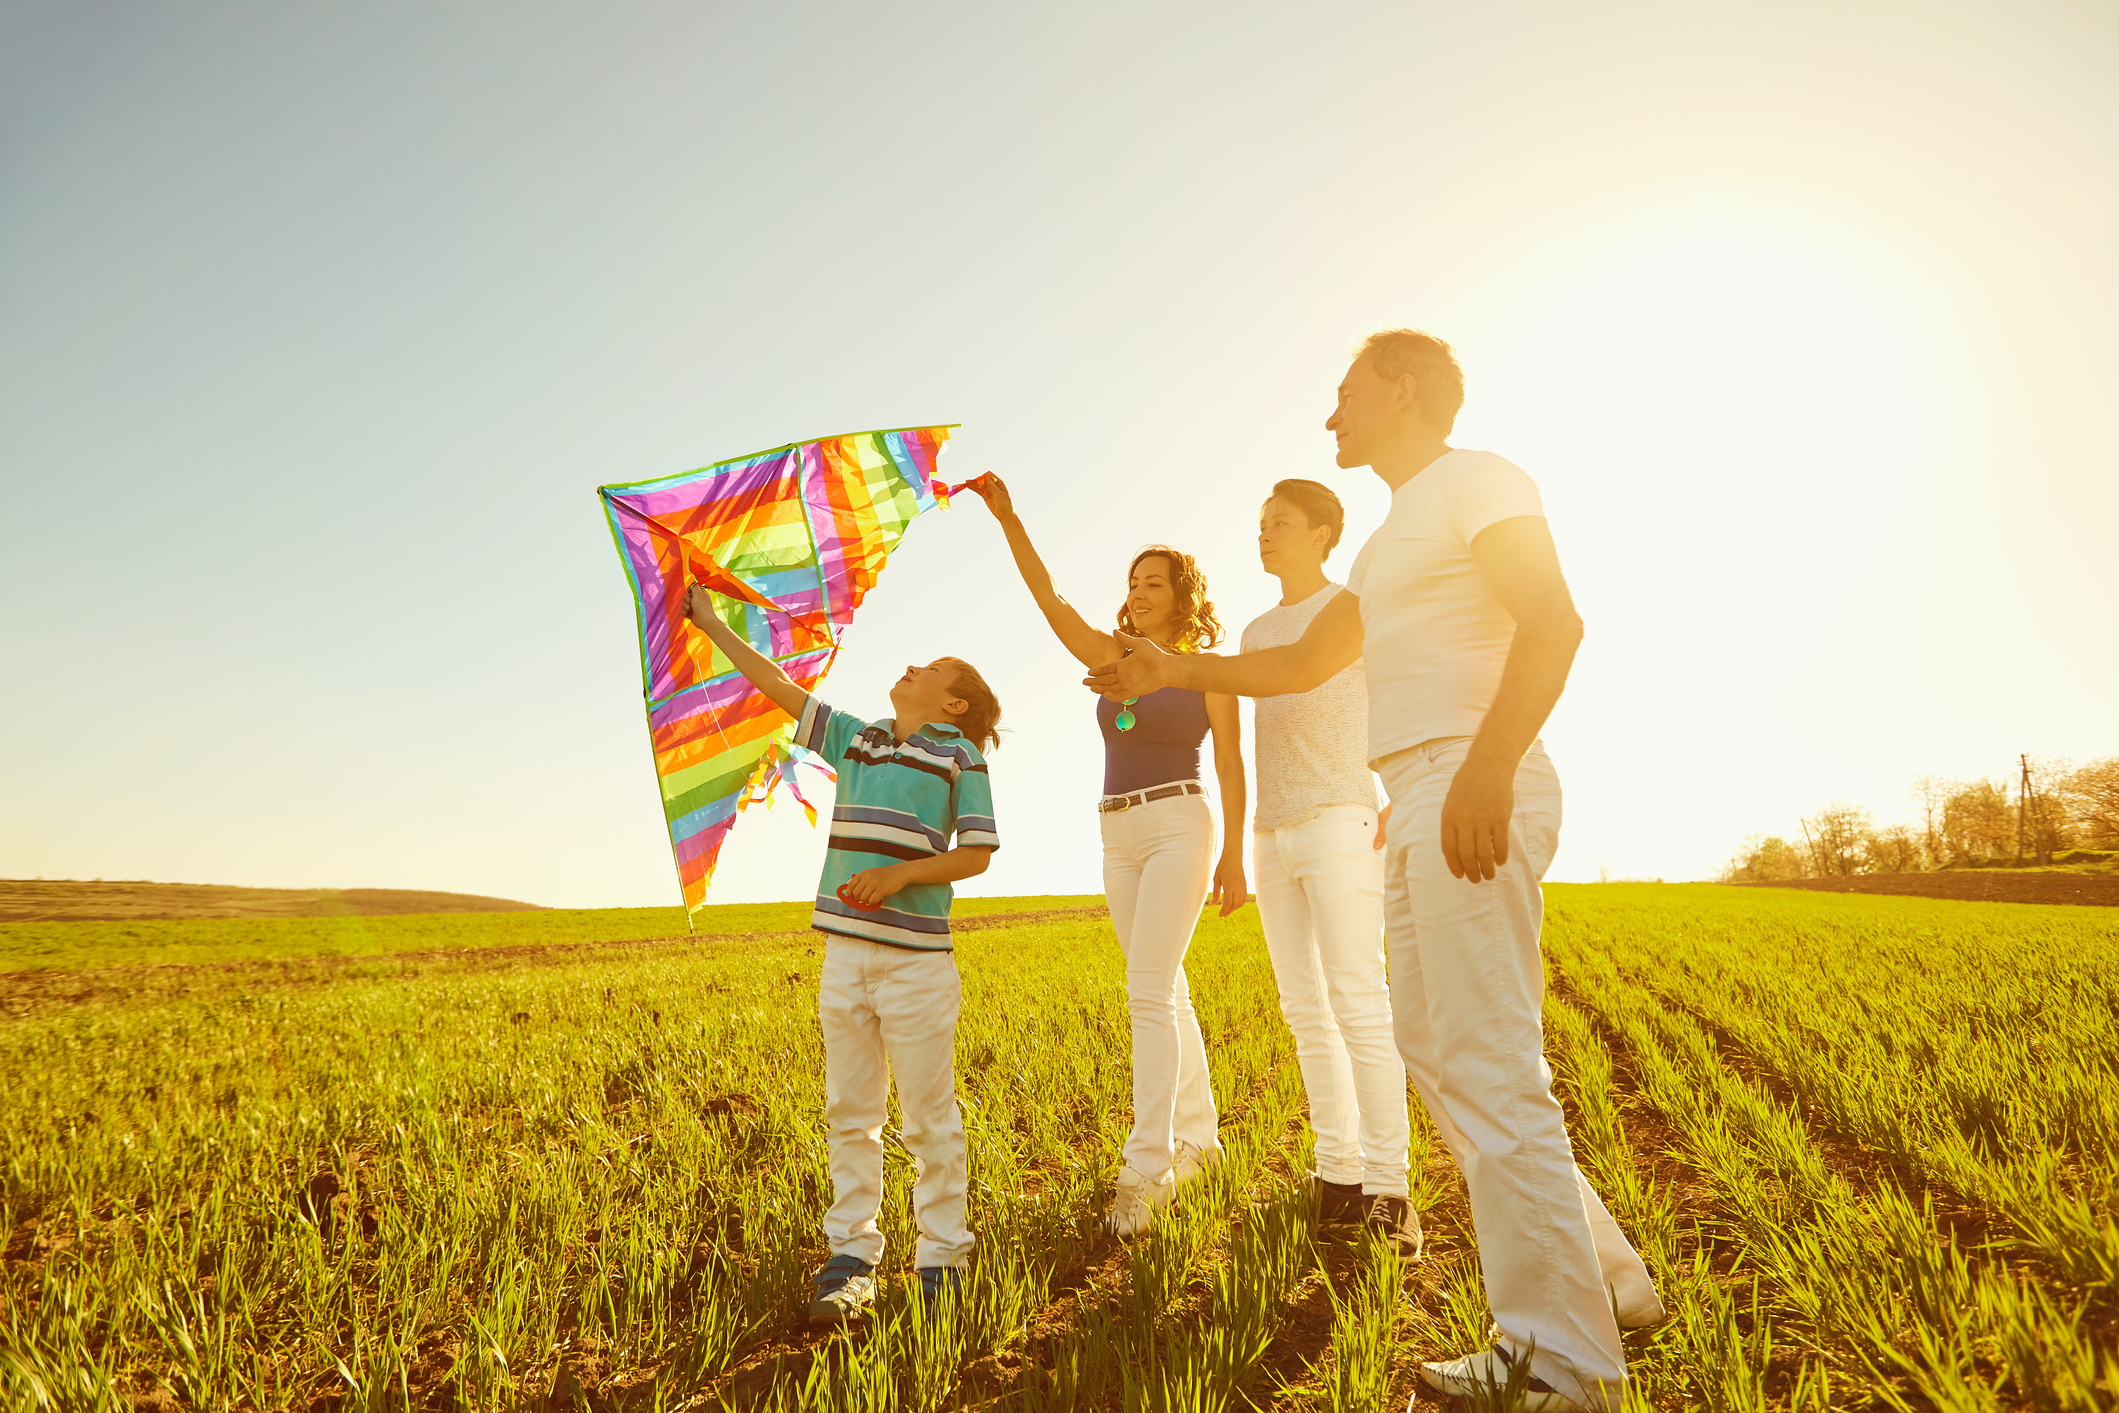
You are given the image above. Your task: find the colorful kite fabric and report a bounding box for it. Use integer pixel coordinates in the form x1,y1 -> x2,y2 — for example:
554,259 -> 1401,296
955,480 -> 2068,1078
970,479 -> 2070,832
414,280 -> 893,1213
598,426 -> 966,920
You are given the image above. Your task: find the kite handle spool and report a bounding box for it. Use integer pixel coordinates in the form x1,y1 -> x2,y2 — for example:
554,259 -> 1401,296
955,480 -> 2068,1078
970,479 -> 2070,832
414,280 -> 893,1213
836,883 -> 884,912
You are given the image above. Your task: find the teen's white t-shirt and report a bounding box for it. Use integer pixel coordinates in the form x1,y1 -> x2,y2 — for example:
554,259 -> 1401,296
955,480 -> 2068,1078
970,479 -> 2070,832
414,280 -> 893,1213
1241,584 -> 1380,830
1344,449 -> 1546,767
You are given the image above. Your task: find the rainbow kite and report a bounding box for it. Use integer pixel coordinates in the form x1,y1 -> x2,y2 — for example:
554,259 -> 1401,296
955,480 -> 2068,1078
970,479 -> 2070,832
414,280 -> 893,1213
598,426 -> 971,920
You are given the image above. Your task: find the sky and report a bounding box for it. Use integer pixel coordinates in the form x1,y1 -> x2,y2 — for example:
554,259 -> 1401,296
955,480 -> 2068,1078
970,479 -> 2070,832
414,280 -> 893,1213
4,1 -> 2115,907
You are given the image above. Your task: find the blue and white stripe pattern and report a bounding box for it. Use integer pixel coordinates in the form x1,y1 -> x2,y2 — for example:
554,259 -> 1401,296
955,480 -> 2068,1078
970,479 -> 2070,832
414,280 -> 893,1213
796,695 -> 999,951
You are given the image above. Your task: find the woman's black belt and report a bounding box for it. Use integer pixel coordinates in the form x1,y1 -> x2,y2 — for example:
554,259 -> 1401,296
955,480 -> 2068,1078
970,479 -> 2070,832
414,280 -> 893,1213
1097,781 -> 1205,813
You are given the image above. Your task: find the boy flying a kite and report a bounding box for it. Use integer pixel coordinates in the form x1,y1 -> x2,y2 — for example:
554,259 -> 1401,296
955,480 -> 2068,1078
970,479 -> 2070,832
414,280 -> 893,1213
682,586 -> 1002,1323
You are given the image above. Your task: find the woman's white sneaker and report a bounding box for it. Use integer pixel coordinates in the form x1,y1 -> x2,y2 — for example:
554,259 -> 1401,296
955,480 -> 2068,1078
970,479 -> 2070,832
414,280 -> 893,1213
1105,1165 -> 1178,1237
1171,1140 -> 1221,1186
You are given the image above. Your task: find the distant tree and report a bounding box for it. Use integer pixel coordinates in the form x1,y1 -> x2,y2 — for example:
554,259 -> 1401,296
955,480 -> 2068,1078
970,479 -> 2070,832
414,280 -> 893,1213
1864,823 -> 1921,874
2022,756 -> 2074,863
2056,757 -> 2119,848
1800,803 -> 1873,876
1722,834 -> 1810,881
1941,779 -> 2013,864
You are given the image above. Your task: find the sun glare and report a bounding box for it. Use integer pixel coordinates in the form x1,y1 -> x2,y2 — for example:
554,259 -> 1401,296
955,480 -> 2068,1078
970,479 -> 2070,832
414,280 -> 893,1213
1464,231 -> 1936,665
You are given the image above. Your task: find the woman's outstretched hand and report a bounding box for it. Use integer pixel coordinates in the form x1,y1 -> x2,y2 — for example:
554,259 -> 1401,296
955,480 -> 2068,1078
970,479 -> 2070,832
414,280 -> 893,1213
967,474 -> 1015,518
1084,630 -> 1172,701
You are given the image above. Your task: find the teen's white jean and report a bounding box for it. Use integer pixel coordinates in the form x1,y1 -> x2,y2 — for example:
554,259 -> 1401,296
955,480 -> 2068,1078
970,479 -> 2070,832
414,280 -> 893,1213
1380,738 -> 1654,1413
817,936 -> 975,1270
1099,789 -> 1222,1180
1252,803 -> 1409,1196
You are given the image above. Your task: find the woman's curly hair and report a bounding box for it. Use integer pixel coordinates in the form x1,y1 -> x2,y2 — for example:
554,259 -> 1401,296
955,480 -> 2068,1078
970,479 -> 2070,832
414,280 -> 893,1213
1116,545 -> 1223,653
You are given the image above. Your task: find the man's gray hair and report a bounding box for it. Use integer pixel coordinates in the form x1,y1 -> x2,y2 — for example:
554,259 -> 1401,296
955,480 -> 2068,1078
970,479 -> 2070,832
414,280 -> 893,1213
1356,329 -> 1465,434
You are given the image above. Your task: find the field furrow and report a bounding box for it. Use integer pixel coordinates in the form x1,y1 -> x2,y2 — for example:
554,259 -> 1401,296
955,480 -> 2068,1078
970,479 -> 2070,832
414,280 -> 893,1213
1544,886 -> 2119,1412
8,883 -> 2116,1410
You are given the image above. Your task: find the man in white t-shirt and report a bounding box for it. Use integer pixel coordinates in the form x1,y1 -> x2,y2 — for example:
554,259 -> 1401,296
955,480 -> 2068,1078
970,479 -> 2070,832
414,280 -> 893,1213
1086,331 -> 1662,1413
1243,478 -> 1414,1255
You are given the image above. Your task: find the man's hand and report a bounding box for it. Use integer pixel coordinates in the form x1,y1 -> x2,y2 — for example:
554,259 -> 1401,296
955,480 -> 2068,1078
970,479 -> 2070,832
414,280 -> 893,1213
1208,856 -> 1249,918
1373,803 -> 1392,851
840,864 -> 910,908
1083,631 -> 1174,702
1438,755 -> 1514,883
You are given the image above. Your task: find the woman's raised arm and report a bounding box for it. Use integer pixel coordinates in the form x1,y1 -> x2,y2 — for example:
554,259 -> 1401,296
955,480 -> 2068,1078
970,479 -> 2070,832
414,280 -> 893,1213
968,476 -> 1117,669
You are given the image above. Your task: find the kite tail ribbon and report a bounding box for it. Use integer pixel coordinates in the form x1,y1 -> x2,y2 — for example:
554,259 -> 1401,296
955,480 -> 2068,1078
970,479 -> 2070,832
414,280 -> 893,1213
935,473 -> 996,504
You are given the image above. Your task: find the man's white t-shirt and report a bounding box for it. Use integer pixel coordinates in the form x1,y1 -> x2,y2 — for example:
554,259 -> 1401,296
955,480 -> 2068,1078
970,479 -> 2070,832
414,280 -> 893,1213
1345,449 -> 1546,767
1241,584 -> 1380,831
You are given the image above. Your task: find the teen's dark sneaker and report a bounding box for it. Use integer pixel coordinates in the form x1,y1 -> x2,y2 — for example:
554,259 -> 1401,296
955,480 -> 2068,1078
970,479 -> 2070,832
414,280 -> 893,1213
1316,1176 -> 1365,1226
807,1254 -> 877,1325
1417,1346 -> 1586,1412
916,1265 -> 964,1307
1364,1194 -> 1425,1260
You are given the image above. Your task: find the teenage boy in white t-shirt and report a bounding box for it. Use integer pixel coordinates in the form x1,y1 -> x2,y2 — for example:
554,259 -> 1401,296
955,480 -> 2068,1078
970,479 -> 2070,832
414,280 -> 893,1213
1085,332 -> 1663,1413
1242,479 -> 1417,1256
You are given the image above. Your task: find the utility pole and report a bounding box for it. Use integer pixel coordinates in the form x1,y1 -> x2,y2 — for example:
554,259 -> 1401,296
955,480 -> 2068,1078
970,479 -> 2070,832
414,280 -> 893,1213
2016,753 -> 2030,866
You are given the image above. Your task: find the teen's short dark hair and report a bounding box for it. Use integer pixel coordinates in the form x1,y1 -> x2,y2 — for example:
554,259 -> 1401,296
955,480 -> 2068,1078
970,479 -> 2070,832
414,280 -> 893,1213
1269,478 -> 1345,559
941,658 -> 1002,752
1357,328 -> 1465,435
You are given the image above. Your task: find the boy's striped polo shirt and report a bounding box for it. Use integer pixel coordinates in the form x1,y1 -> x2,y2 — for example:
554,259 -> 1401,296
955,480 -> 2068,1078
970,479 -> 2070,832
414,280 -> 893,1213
794,695 -> 999,951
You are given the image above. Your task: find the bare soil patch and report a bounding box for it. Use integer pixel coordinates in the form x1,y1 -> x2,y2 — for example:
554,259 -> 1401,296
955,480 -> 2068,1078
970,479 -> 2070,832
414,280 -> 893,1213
0,878 -> 546,923
1730,871 -> 2119,907
0,907 -> 1111,1017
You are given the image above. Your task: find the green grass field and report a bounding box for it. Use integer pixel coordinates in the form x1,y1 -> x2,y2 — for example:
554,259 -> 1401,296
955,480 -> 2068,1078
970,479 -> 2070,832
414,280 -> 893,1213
4,885 -> 2115,1411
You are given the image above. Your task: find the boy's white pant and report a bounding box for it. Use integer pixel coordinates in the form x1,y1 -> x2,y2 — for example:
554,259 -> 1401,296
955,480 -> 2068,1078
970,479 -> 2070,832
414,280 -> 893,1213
1099,789 -> 1221,1179
817,936 -> 974,1270
1252,803 -> 1410,1197
1380,738 -> 1655,1413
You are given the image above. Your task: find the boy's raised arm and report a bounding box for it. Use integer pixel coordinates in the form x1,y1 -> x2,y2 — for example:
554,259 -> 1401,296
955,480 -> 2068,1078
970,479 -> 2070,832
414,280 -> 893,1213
682,586 -> 809,719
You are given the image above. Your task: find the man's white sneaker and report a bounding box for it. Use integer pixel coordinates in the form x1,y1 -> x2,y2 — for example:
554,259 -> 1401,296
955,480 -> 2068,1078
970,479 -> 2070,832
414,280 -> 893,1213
1105,1165 -> 1178,1237
1418,1346 -> 1587,1412
1171,1140 -> 1221,1186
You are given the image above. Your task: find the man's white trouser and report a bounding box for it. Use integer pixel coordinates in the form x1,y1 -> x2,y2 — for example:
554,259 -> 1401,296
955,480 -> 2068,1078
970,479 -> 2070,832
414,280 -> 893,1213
1252,803 -> 1409,1196
1381,738 -> 1654,1413
1100,789 -> 1222,1179
818,935 -> 974,1270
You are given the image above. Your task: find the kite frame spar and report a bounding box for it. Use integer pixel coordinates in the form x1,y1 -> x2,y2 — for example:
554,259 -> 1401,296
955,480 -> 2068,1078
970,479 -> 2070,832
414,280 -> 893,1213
597,425 -> 962,927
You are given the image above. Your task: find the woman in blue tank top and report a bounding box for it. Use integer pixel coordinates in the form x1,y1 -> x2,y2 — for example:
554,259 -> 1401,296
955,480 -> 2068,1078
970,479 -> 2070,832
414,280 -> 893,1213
970,476 -> 1248,1237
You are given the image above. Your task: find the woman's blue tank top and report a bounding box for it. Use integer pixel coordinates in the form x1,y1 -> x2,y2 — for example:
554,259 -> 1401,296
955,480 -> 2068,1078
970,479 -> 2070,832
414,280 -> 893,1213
1097,687 -> 1209,795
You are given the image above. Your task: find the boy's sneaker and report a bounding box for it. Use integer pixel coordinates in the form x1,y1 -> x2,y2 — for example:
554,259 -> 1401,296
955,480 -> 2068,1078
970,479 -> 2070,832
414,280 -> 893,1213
807,1255 -> 877,1325
1418,1346 -> 1585,1412
1171,1140 -> 1221,1186
915,1265 -> 964,1307
1105,1165 -> 1178,1237
1316,1176 -> 1365,1226
1364,1194 -> 1425,1260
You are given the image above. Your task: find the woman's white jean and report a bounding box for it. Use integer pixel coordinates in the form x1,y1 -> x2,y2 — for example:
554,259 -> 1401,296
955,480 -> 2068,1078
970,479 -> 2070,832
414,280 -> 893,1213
1252,803 -> 1409,1196
1099,789 -> 1221,1179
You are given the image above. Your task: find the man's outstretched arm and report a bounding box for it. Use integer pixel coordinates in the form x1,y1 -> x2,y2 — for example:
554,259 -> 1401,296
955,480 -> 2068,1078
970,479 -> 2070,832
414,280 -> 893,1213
1084,590 -> 1365,700
1441,515 -> 1584,882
